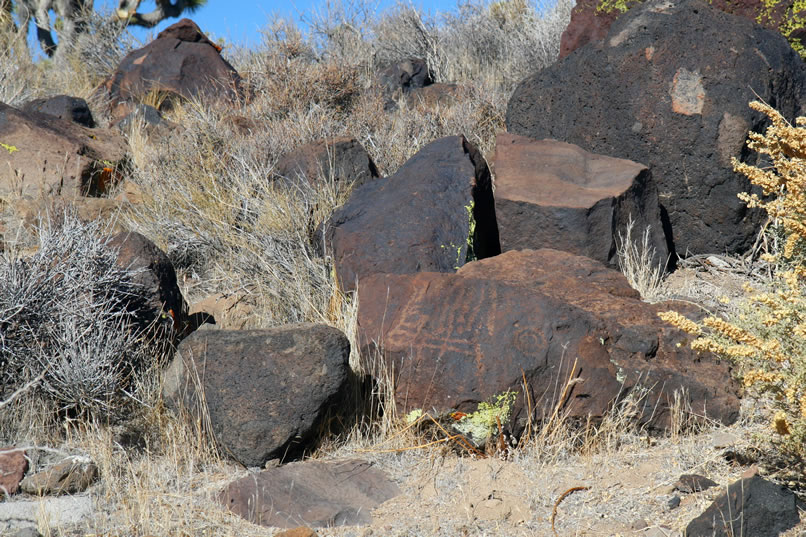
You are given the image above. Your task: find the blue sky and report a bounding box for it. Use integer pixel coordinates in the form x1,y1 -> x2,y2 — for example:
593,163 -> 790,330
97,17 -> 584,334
104,0 -> 466,49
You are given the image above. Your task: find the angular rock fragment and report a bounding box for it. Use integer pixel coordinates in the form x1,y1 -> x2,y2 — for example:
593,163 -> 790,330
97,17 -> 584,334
323,135 -> 500,292
493,133 -> 668,268
686,475 -> 799,537
219,459 -> 399,527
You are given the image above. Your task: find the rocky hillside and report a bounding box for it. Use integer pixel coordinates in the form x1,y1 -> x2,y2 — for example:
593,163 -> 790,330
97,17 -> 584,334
1,1 -> 805,536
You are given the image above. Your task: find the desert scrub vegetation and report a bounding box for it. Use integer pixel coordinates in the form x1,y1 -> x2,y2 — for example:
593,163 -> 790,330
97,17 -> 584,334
661,100 -> 806,462
0,5 -> 136,110
0,213 -> 160,440
616,216 -> 668,303
0,1 -> 587,534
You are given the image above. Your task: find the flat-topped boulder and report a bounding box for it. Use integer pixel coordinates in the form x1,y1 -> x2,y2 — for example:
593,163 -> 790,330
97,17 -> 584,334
493,133 -> 668,268
219,459 -> 400,528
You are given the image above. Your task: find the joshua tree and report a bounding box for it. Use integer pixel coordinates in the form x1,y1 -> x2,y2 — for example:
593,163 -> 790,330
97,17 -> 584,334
11,0 -> 206,57
16,0 -> 90,56
115,0 -> 206,28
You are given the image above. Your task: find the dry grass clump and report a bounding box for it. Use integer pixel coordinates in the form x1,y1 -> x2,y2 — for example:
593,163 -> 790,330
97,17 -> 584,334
0,29 -> 40,106
616,216 -> 668,302
242,19 -> 364,120
661,100 -> 806,462
123,101 -> 348,328
438,0 -> 572,90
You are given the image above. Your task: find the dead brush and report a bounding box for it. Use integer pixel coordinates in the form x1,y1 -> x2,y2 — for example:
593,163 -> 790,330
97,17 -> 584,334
243,19 -> 363,119
616,215 -> 669,303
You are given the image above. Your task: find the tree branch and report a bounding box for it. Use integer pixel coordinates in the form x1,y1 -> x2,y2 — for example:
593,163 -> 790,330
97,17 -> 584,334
116,0 -> 206,28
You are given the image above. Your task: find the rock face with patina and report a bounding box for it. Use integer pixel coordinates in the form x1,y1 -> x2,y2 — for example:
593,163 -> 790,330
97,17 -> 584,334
492,133 -> 668,268
219,459 -> 400,528
508,0 -> 806,258
322,136 -> 500,292
559,0 -> 806,60
275,137 -> 379,189
107,231 -> 188,339
0,102 -> 127,199
21,95 -> 95,128
358,249 -> 739,433
162,324 -> 353,467
100,18 -> 243,120
686,474 -> 800,537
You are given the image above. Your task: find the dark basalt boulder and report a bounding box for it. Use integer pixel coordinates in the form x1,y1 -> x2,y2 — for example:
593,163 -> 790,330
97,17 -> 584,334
508,0 -> 806,258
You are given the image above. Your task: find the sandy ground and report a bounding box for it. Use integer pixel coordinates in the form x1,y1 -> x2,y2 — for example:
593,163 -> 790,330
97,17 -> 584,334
313,412 -> 804,537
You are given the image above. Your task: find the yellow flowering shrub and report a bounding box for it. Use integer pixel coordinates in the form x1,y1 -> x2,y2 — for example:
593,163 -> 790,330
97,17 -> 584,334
660,101 -> 806,458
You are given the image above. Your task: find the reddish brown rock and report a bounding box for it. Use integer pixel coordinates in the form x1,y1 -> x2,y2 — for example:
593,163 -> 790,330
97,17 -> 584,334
20,456 -> 97,496
560,0 -> 800,60
358,249 -> 739,433
0,102 -> 127,199
559,0 -> 625,60
508,0 -> 806,258
492,133 -> 668,268
275,137 -> 379,189
20,95 -> 94,128
0,448 -> 27,498
107,231 -> 187,338
219,459 -> 400,527
323,136 -> 500,292
162,324 -> 353,467
100,19 -> 242,120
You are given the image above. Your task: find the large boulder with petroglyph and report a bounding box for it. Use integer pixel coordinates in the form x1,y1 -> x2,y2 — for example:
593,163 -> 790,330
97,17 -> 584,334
507,0 -> 806,258
357,249 -> 740,435
321,136 -> 500,292
492,133 -> 668,269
